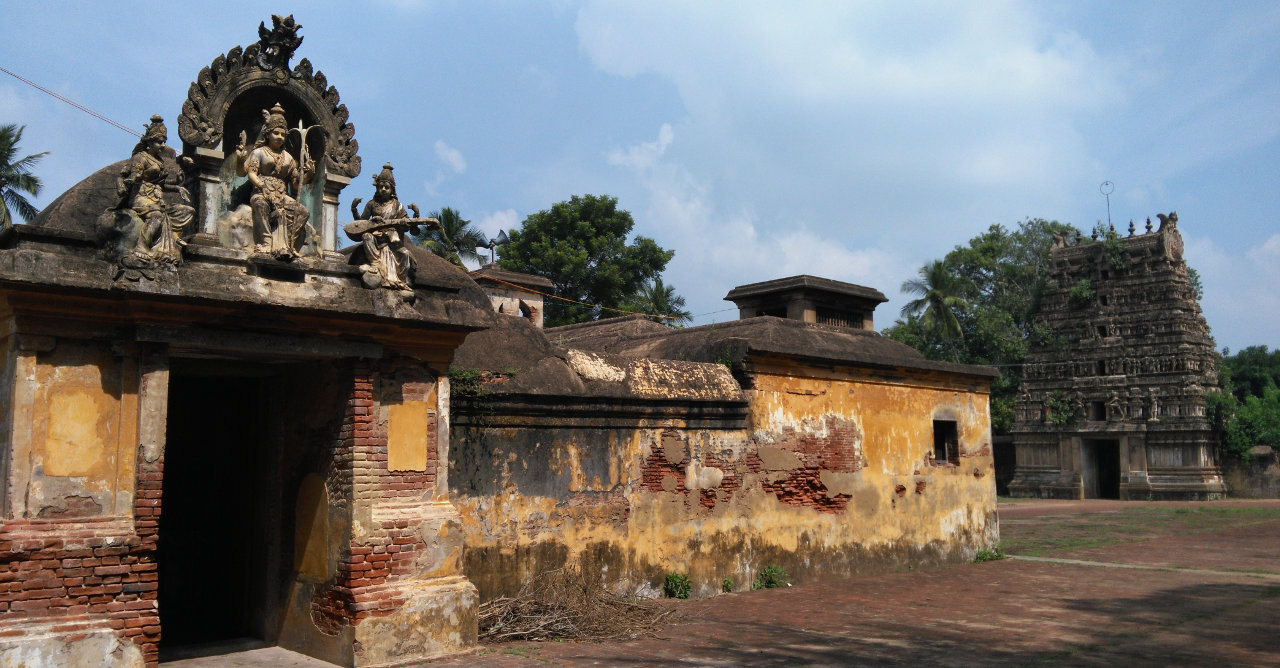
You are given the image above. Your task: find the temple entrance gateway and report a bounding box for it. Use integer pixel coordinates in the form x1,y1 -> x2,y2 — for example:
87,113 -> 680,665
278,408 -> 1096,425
1082,439 -> 1121,499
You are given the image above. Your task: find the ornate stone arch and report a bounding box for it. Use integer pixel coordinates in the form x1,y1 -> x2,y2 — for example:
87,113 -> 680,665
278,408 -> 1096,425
176,17 -> 360,256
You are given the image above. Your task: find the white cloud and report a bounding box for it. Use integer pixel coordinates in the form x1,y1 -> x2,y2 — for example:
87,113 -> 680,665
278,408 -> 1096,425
607,123 -> 673,169
1183,233 -> 1280,352
434,140 -> 467,174
475,209 -> 520,238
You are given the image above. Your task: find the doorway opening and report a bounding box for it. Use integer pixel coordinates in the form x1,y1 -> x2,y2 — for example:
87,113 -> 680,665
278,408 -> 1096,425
158,368 -> 274,658
1081,439 -> 1121,499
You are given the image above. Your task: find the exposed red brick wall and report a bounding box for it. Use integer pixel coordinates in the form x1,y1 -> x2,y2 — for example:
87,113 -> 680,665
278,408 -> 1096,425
639,420 -> 863,514
639,433 -> 742,511
0,519 -> 159,663
754,417 -> 864,513
312,362 -> 442,631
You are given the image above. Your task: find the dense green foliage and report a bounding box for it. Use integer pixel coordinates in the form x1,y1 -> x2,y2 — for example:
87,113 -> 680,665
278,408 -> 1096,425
884,219 -> 1075,433
750,565 -> 789,590
416,207 -> 488,268
623,277 -> 692,325
1221,345 -> 1280,403
1210,346 -> 1280,458
663,572 -> 691,599
899,260 -> 970,348
0,124 -> 46,226
498,195 -> 675,327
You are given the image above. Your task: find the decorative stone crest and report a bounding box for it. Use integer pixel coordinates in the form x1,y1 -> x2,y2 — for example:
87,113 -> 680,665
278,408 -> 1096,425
108,115 -> 194,280
178,18 -> 360,179
345,163 -> 439,299
256,14 -> 303,71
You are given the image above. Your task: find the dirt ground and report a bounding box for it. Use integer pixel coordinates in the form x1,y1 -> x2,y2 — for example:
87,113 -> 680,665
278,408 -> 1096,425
426,498 -> 1280,667
171,499 -> 1280,666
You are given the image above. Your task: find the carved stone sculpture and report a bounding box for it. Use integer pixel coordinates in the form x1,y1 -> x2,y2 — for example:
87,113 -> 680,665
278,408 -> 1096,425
238,103 -> 314,260
111,115 -> 194,277
256,14 -> 303,71
344,163 -> 439,298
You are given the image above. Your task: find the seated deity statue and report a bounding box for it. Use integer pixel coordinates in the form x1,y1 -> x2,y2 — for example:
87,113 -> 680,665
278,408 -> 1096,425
238,102 -> 313,260
116,115 -> 193,264
345,163 -> 438,296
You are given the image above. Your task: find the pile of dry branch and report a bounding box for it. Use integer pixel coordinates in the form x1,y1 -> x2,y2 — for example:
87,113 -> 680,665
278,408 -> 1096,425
477,568 -> 676,642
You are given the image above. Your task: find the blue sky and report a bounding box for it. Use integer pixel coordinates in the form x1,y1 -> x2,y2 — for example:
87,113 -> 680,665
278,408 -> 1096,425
3,1 -> 1277,351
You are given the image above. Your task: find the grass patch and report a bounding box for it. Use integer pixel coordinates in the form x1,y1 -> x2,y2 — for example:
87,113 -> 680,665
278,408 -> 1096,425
1001,506 -> 1280,557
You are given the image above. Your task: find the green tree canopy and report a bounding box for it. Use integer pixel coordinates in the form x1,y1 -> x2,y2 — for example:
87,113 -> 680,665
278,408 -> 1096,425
884,218 -> 1076,432
623,277 -> 692,326
899,259 -> 970,350
1221,345 -> 1280,403
498,194 -> 674,327
0,124 -> 47,226
415,207 -> 488,268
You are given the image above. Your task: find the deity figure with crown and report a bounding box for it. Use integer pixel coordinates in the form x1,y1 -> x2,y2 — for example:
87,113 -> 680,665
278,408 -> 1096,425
237,102 -> 314,260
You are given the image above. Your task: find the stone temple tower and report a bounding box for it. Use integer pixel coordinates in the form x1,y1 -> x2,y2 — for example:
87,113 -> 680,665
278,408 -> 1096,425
1009,214 -> 1224,500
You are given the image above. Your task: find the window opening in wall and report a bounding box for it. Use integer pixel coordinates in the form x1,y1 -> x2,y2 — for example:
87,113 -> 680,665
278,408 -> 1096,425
1089,401 -> 1106,421
932,420 -> 959,465
1096,360 -> 1107,376
1097,325 -> 1108,337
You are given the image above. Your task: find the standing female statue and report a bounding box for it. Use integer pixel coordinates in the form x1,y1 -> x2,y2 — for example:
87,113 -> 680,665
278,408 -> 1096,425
117,115 -> 193,264
238,102 -> 313,260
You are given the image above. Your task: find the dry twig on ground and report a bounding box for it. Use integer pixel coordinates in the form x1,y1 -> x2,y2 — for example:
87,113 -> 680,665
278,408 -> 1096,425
478,567 -> 676,642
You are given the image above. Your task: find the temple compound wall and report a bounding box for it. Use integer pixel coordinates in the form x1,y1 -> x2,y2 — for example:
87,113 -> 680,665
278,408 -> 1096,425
449,300 -> 999,600
1009,215 -> 1224,500
0,17 -> 489,667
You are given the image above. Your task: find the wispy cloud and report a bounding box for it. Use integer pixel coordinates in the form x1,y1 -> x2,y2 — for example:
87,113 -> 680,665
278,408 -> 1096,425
435,140 -> 467,174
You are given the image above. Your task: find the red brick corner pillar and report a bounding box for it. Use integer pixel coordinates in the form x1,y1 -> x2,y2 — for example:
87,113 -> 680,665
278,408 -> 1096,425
316,362 -> 477,666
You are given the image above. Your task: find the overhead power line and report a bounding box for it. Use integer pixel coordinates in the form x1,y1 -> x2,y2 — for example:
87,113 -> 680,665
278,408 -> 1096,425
1,66 -> 141,137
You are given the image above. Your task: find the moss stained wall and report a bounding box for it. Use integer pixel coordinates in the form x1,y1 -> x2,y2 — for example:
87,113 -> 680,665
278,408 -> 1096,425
451,360 -> 996,600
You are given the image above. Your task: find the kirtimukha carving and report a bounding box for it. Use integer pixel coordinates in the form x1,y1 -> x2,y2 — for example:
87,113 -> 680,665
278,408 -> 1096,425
345,163 -> 439,297
237,103 -> 314,260
256,14 -> 303,71
111,115 -> 194,278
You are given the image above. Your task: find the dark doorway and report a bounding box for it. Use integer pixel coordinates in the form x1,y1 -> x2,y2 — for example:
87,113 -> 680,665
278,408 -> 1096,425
159,370 -> 272,656
1082,439 -> 1121,499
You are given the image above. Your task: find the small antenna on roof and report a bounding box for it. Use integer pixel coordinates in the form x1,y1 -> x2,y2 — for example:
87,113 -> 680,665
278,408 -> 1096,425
1100,181 -> 1114,229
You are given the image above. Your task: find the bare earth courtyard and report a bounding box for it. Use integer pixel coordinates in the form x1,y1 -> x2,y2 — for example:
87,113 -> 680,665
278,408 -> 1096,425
174,499 -> 1280,667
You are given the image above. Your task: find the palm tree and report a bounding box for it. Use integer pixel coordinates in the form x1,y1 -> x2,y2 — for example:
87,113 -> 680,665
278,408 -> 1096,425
0,124 -> 47,227
416,207 -> 488,268
626,277 -> 692,326
900,260 -> 970,342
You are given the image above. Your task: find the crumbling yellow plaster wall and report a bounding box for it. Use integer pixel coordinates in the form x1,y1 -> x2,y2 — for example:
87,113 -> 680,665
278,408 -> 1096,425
452,363 -> 996,599
4,340 -> 137,520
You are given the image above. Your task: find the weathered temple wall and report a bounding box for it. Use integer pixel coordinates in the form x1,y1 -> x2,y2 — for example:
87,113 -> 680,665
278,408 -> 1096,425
450,362 -> 996,600
0,336 -> 156,666
1221,447 -> 1280,498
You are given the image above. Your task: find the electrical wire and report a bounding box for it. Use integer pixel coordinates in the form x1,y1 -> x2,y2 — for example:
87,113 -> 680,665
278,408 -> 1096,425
1,66 -> 141,137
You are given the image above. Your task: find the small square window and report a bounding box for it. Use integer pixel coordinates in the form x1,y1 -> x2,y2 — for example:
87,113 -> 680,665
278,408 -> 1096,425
1090,401 -> 1106,421
932,420 -> 959,465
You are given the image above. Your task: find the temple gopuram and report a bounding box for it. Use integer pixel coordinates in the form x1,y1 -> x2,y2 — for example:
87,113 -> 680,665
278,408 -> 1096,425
1009,214 -> 1224,500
